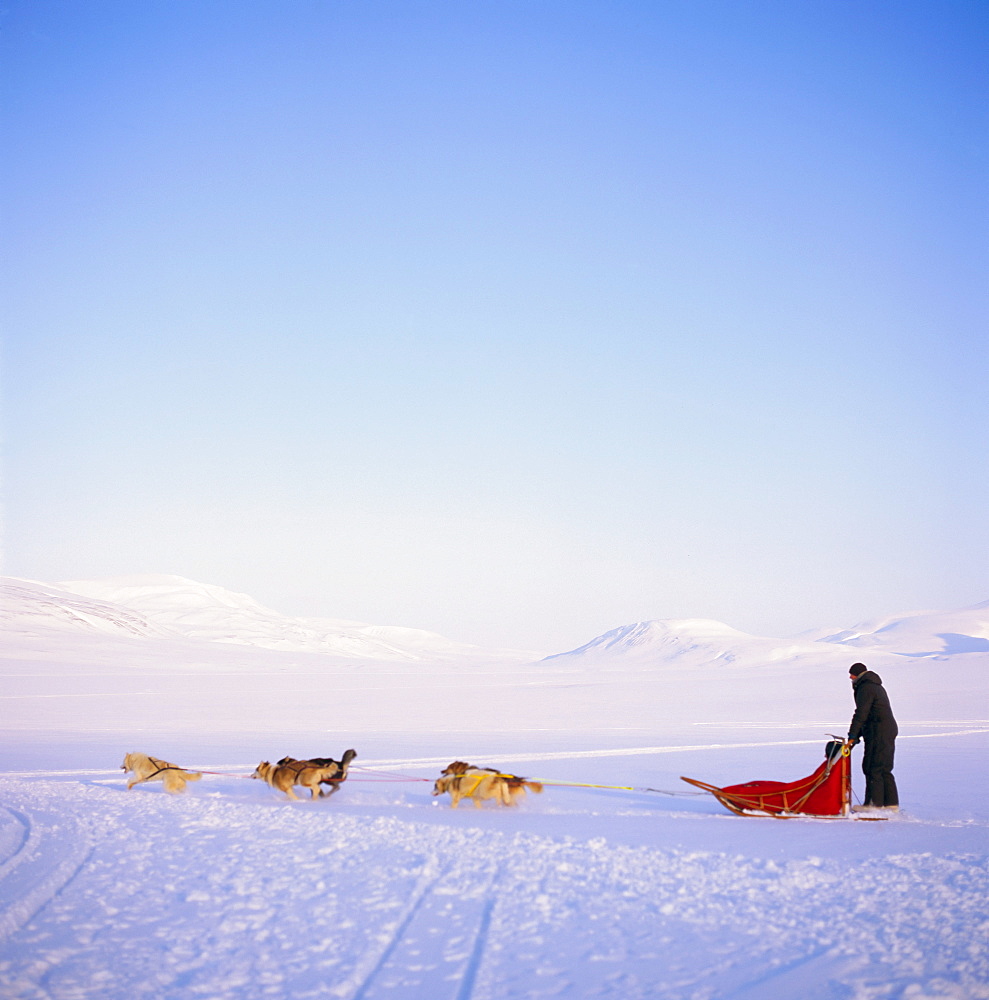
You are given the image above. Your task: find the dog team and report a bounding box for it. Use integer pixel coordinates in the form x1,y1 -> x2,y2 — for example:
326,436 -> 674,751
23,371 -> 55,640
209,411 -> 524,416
120,751 -> 543,808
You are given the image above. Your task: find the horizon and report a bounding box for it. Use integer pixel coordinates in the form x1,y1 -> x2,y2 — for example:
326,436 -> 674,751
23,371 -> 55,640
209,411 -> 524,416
3,1 -> 987,651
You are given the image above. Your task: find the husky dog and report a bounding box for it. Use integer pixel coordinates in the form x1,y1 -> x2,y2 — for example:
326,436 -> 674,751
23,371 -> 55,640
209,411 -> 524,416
254,750 -> 357,801
434,761 -> 543,808
274,749 -> 357,797
121,753 -> 203,794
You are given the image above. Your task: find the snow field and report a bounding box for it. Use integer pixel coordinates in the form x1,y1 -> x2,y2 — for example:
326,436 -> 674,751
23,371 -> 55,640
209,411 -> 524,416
0,776 -> 986,1000
2,578 -> 987,998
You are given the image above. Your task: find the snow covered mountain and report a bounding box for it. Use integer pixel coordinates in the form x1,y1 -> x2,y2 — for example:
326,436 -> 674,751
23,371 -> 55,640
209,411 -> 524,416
808,601 -> 989,657
0,578 -> 174,640
545,601 -> 989,666
2,575 -> 522,661
545,619 -> 762,663
543,618 -> 821,668
4,574 -> 986,666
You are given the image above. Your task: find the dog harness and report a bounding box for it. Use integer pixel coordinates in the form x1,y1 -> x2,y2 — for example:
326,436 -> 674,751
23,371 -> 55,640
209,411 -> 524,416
133,757 -> 185,781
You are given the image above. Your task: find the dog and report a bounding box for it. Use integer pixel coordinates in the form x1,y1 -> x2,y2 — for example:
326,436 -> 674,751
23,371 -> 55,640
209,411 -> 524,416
441,760 -> 543,803
274,749 -> 357,797
254,749 -> 357,800
121,753 -> 203,794
434,761 -> 543,808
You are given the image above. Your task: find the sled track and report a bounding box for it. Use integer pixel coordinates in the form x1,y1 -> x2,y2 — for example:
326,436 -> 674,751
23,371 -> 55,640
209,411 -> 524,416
0,808 -> 94,941
0,808 -> 32,873
454,885 -> 497,1000
0,726 -> 985,781
334,857 -> 500,1000
336,854 -> 444,1000
359,727 -> 989,771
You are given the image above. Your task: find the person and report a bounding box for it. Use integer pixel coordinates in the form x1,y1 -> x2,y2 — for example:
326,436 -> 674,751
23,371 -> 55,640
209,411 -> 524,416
846,662 -> 899,811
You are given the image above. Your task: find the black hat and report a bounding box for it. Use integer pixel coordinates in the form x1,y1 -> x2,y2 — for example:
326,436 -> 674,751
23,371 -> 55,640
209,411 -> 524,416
849,662 -> 868,677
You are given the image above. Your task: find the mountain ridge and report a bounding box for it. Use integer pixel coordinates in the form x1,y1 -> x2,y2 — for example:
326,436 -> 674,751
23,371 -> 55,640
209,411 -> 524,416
546,601 -> 989,665
3,574 -> 986,666
3,575 -> 531,662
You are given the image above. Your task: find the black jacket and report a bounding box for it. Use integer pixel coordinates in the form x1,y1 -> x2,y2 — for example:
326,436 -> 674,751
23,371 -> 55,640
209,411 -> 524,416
848,670 -> 898,745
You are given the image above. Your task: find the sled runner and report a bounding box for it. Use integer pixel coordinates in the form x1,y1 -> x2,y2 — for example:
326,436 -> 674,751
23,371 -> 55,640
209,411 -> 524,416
681,740 -> 874,819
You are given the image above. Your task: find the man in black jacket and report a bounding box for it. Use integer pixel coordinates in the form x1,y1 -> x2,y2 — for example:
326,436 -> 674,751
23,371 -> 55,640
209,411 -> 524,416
847,662 -> 899,810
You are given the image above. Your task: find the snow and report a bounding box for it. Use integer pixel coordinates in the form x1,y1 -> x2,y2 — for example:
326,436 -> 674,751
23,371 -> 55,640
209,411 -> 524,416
810,602 -> 989,657
544,619 -> 758,662
45,576 -> 529,661
1,576 -> 987,999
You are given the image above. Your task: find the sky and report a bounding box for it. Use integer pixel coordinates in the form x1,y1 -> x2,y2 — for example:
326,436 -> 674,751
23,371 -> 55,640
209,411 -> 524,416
2,1 -> 987,652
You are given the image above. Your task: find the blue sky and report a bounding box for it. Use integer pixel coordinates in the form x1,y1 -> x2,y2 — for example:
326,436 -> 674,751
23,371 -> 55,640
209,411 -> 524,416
3,1 -> 987,651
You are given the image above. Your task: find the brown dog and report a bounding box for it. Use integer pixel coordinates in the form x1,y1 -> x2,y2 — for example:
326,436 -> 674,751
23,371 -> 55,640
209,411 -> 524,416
274,749 -> 357,797
254,753 -> 355,801
434,761 -> 543,808
121,753 -> 203,794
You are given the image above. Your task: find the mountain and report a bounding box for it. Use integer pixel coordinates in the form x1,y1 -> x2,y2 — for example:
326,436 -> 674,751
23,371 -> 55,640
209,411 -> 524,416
0,578 -> 173,640
5,573 -> 986,666
3,575 -> 523,661
543,618 -> 818,668
809,601 -> 989,657
544,601 -> 989,666
545,619 -> 756,663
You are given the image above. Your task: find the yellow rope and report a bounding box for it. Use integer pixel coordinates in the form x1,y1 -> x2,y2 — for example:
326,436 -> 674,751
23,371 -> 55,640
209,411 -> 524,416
483,772 -> 638,792
538,779 -> 638,791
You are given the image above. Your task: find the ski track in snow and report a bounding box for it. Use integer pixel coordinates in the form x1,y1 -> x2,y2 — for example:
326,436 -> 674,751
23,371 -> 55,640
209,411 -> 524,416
0,780 -> 986,1000
349,727 -> 989,772
3,725 -> 986,781
0,803 -> 95,943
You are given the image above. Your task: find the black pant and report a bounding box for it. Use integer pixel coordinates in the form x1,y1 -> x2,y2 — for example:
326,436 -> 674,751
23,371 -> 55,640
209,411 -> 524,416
862,737 -> 898,807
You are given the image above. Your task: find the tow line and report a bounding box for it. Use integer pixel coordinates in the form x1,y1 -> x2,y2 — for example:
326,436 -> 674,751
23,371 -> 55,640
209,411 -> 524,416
350,766 -> 704,797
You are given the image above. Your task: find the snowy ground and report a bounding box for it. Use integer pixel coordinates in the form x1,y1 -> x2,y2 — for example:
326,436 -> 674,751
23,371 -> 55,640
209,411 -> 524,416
1,582 -> 987,999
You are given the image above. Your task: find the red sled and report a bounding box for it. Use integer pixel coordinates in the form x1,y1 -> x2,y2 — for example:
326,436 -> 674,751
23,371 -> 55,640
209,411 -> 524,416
681,741 -> 852,818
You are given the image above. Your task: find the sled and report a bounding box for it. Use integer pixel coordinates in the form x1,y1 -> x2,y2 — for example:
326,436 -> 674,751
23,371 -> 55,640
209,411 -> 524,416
680,741 -> 881,820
